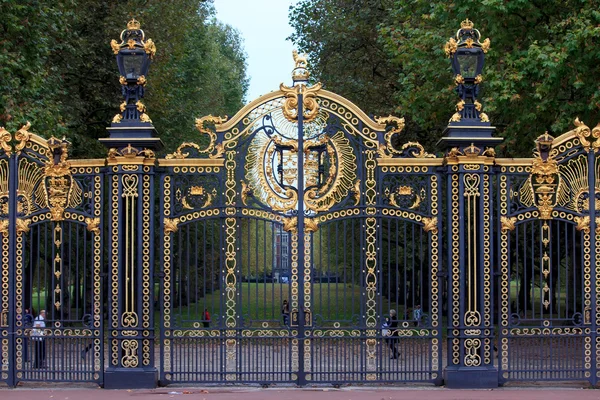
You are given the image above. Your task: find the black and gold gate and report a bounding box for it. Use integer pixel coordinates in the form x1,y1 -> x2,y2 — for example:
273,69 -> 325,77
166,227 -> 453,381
158,60 -> 443,385
0,126 -> 104,386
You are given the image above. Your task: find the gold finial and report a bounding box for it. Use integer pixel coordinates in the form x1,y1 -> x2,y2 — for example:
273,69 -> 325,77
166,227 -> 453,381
292,50 -> 307,69
291,50 -> 309,81
461,19 -> 474,30
127,18 -> 141,30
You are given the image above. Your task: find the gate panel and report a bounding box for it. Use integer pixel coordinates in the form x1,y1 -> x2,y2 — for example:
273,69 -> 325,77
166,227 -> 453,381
3,133 -> 104,385
498,132 -> 596,384
159,162 -> 225,384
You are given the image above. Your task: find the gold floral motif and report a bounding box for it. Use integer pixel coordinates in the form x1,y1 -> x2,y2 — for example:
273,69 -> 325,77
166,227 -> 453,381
16,218 -> 31,234
482,147 -> 496,157
0,220 -> 8,235
110,39 -> 120,54
444,37 -> 458,57
596,217 -> 600,235
500,216 -> 517,232
450,112 -> 461,122
112,114 -> 123,124
282,216 -> 298,233
143,38 -> 156,58
136,75 -> 146,86
422,217 -> 438,234
481,38 -> 491,53
474,75 -> 483,84
480,112 -> 490,122
119,102 -> 127,112
455,74 -> 464,85
304,217 -> 319,233
272,135 -> 299,153
575,215 -> 591,234
85,217 -> 101,235
119,76 -> 127,85
139,113 -> 152,123
135,101 -> 146,113
164,217 -> 180,234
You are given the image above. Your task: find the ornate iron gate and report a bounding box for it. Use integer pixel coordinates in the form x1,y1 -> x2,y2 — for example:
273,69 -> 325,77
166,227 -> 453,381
0,126 -> 104,386
158,64 -> 443,385
497,124 -> 600,384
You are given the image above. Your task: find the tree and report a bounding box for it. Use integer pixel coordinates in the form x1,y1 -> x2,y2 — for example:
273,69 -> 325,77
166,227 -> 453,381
1,0 -> 249,157
289,0 -> 600,157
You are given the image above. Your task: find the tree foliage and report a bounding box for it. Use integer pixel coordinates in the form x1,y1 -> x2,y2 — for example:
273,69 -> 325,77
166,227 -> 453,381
0,0 -> 248,157
289,0 -> 600,157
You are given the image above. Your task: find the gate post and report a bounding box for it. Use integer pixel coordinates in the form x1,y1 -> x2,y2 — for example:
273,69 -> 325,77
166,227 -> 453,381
440,19 -> 503,388
99,19 -> 163,389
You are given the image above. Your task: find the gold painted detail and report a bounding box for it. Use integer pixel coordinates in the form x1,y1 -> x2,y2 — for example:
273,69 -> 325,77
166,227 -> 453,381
445,19 -> 490,58
85,217 -> 101,235
422,217 -> 438,234
280,81 -> 322,123
16,218 -> 31,234
181,186 -> 216,210
572,118 -> 600,152
15,121 -> 31,153
164,217 -> 180,234
110,19 -> 156,59
500,216 -> 517,232
0,127 -> 12,156
522,133 -> 559,219
107,144 -> 155,160
283,216 -> 298,233
121,339 -> 139,368
0,220 -> 8,235
575,215 -> 591,234
304,217 -> 319,233
374,115 -> 405,156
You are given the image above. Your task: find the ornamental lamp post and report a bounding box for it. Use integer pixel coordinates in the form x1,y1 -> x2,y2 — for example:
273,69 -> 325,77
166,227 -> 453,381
439,19 -> 502,153
100,18 -> 163,151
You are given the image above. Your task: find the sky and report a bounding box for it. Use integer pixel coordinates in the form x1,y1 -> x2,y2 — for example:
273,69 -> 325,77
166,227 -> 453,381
214,0 -> 299,103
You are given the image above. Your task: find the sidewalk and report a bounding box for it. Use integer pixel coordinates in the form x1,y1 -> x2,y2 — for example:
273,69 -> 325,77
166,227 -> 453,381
1,386 -> 600,400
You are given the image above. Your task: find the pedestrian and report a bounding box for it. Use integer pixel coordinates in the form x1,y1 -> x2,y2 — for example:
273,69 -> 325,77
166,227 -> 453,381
386,309 -> 399,359
413,304 -> 422,327
203,309 -> 211,328
281,300 -> 290,326
32,309 -> 46,368
23,308 -> 33,362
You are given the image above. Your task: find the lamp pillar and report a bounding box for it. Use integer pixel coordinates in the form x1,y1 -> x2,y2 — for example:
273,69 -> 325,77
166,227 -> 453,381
101,18 -> 163,389
440,19 -> 503,388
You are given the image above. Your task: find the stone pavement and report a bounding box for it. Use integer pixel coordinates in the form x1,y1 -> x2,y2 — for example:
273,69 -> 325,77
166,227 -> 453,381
1,387 -> 600,400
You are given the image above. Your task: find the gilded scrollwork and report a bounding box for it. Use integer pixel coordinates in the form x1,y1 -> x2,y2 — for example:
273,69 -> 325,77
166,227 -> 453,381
0,220 -> 7,235
375,115 -> 405,156
0,127 -> 12,156
14,121 -> 31,154
280,82 -> 322,123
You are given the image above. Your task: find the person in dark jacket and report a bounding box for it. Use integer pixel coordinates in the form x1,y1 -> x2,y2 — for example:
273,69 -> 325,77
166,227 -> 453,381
386,309 -> 399,359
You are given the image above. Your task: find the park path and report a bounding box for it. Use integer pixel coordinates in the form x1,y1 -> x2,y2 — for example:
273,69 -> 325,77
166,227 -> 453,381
2,387 -> 600,400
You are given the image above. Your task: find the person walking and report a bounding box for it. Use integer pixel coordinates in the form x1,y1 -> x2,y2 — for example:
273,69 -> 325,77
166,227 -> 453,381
281,300 -> 290,326
32,310 -> 46,368
386,309 -> 399,359
203,309 -> 211,328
